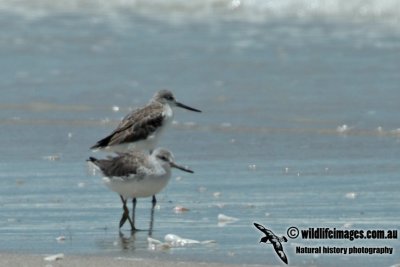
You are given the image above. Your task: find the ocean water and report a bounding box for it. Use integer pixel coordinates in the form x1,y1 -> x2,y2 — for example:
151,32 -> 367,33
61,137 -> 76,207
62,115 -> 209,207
0,1 -> 399,266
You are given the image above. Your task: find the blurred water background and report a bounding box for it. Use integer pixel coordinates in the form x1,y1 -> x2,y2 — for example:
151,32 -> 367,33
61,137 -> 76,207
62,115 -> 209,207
0,0 -> 399,266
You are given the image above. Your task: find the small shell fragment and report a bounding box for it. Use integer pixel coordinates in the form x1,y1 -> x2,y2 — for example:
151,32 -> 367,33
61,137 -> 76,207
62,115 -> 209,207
218,214 -> 238,222
337,124 -> 350,133
173,206 -> 189,213
147,237 -> 171,251
56,236 -> 66,242
43,155 -> 61,161
345,192 -> 357,199
164,234 -> 200,246
218,214 -> 239,227
248,164 -> 257,171
213,192 -> 221,198
44,253 -> 64,262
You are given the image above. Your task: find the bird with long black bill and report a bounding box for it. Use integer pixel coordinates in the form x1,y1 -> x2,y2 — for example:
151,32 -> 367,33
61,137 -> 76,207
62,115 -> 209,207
88,148 -> 194,231
90,89 -> 201,153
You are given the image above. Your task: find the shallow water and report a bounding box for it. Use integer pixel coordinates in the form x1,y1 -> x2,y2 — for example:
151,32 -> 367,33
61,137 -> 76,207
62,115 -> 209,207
0,1 -> 400,266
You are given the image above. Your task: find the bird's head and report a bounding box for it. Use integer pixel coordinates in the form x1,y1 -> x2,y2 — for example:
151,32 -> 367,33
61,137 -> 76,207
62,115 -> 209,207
153,89 -> 201,112
152,148 -> 194,174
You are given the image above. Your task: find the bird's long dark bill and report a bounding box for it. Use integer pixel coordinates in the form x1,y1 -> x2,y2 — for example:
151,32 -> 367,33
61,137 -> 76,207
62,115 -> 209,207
176,102 -> 201,112
171,162 -> 194,173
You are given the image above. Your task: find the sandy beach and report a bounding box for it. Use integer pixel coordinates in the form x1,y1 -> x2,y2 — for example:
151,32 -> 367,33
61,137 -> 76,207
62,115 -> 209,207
0,253 -> 272,267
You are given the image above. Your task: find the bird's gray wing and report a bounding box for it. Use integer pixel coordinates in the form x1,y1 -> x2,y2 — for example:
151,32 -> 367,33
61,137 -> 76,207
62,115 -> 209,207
91,103 -> 164,149
96,153 -> 148,178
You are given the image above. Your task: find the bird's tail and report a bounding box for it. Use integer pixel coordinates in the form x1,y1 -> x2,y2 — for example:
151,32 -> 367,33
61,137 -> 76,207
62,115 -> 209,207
90,134 -> 113,150
86,156 -> 103,177
87,156 -> 99,165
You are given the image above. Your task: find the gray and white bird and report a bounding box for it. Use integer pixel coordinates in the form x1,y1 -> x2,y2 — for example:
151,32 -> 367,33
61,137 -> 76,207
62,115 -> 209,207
88,148 -> 194,230
90,90 -> 201,153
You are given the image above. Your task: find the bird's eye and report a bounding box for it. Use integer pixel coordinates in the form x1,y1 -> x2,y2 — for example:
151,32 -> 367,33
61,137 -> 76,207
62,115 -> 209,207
158,155 -> 168,161
165,95 -> 174,100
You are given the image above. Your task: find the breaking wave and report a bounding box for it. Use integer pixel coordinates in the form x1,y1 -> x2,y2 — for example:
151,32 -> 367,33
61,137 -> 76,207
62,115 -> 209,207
0,0 -> 399,23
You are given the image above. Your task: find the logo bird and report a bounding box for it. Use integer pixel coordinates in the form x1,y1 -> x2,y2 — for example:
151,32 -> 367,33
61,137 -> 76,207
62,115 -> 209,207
254,223 -> 288,264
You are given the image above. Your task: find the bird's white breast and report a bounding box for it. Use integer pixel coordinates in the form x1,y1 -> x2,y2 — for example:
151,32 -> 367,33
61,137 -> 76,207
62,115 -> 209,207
102,165 -> 172,198
162,104 -> 174,124
151,103 -> 173,140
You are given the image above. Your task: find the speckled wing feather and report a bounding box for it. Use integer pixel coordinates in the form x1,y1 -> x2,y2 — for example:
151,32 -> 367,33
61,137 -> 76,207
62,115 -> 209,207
254,223 -> 270,235
91,102 -> 164,149
273,244 -> 288,264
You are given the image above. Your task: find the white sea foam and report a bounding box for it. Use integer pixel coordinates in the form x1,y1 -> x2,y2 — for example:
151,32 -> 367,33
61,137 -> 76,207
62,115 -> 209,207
0,0 -> 399,24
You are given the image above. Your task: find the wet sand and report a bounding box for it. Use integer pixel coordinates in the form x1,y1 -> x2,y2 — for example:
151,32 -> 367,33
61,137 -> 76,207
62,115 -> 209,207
0,253 -> 272,267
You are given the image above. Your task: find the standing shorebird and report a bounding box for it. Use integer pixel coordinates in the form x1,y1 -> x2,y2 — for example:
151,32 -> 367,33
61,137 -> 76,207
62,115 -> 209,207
88,148 -> 194,231
90,90 -> 201,153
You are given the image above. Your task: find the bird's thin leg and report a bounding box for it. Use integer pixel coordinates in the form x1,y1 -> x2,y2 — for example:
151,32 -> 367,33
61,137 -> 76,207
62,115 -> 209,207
119,195 -> 135,231
148,195 -> 156,236
131,198 -> 137,229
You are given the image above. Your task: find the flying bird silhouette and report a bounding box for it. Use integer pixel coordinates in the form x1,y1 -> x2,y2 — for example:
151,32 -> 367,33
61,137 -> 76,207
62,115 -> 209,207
254,223 -> 288,264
